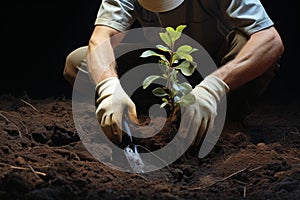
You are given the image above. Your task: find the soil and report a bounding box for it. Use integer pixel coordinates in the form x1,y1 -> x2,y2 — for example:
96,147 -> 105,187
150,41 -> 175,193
0,93 -> 300,200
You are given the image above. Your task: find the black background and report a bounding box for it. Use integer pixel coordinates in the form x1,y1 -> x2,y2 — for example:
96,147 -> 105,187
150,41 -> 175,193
0,1 -> 298,100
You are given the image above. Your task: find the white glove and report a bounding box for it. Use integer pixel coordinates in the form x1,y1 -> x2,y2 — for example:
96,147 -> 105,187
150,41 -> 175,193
178,75 -> 230,148
95,77 -> 138,144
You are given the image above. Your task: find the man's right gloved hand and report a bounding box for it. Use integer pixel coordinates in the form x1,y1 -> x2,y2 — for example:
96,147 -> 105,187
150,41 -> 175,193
95,77 -> 139,144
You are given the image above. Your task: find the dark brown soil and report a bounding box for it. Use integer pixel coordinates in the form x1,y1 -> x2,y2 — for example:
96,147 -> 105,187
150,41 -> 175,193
0,94 -> 300,200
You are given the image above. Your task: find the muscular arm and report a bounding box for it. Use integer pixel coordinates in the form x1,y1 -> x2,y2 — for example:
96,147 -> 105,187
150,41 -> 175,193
87,25 -> 125,85
212,26 -> 284,91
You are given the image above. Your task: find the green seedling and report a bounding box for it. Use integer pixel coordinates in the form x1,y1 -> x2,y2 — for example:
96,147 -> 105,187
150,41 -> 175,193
141,25 -> 198,113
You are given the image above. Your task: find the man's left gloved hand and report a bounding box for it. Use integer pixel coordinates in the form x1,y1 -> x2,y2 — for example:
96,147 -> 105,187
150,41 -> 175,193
178,75 -> 230,148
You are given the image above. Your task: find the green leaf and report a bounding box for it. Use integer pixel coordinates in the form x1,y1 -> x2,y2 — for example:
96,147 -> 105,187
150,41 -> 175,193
166,27 -> 181,43
178,93 -> 196,105
179,82 -> 193,94
140,50 -> 168,63
189,48 -> 199,54
190,61 -> 197,68
142,75 -> 162,89
166,27 -> 175,32
174,60 -> 189,69
160,101 -> 169,108
177,45 -> 198,55
176,25 -> 187,33
156,44 -> 170,52
152,87 -> 168,97
171,53 -> 181,65
172,82 -> 180,91
140,50 -> 161,58
162,98 -> 169,102
159,32 -> 172,47
174,60 -> 195,76
177,45 -> 193,53
174,95 -> 180,103
172,82 -> 192,95
175,51 -> 193,62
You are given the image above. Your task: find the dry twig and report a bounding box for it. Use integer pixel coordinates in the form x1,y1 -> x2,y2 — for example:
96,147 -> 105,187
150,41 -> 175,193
249,165 -> 263,172
28,164 -> 44,179
0,112 -> 9,122
20,98 -> 39,112
0,111 -> 22,137
130,173 -> 151,182
188,165 -> 249,191
18,119 -> 28,135
0,162 -> 47,176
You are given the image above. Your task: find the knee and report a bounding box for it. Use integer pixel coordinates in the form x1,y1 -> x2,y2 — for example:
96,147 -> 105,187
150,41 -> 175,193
63,46 -> 88,86
220,30 -> 249,65
63,53 -> 77,86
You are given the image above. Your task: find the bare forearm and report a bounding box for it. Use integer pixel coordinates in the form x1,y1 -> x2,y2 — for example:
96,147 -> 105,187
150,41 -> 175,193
212,27 -> 284,91
87,38 -> 117,84
87,26 -> 125,85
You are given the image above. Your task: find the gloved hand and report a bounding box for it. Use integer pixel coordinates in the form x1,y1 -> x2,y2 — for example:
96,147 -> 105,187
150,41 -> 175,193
95,77 -> 139,144
178,75 -> 230,148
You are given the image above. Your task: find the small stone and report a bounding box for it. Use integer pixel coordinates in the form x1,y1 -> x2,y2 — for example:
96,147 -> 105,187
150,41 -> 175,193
16,156 -> 26,165
257,142 -> 268,150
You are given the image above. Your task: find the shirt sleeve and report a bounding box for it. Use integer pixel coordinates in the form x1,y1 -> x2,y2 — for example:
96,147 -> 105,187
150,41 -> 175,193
94,0 -> 136,32
220,0 -> 274,35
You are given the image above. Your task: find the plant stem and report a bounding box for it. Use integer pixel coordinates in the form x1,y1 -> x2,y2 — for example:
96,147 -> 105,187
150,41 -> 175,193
166,49 -> 176,112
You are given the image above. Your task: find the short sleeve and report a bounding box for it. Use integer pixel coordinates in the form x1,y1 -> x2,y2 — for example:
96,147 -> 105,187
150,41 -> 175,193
220,0 -> 274,35
95,0 -> 136,32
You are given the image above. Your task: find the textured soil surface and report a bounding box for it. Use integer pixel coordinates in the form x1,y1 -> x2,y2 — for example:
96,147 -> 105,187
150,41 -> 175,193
0,94 -> 300,200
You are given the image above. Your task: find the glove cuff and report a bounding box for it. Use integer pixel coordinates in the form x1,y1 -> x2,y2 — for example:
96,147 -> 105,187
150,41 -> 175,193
95,77 -> 119,93
197,75 -> 230,101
